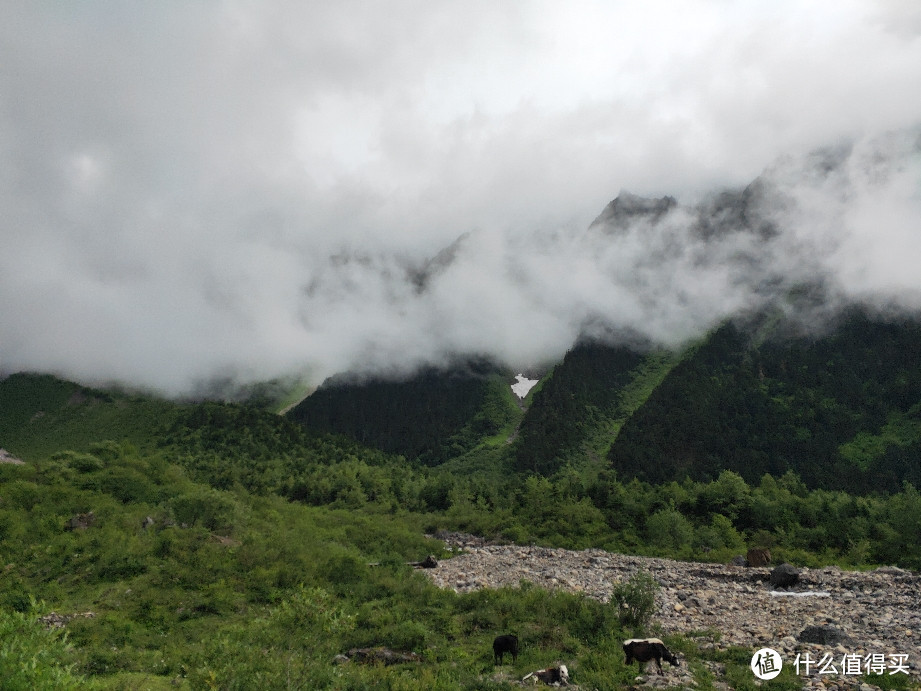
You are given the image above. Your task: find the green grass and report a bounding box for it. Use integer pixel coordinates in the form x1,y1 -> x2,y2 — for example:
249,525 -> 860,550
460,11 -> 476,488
0,607 -> 97,690
0,435 -> 693,690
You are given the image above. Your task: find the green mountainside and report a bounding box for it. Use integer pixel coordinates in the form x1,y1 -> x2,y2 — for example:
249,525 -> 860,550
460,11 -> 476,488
286,362 -> 522,465
0,373 -> 178,459
513,344 -> 679,474
284,310 -> 921,495
608,311 -> 921,493
4,365 -> 921,688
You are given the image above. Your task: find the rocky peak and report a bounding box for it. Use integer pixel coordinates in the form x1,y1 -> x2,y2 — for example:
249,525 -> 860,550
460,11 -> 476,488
589,192 -> 677,231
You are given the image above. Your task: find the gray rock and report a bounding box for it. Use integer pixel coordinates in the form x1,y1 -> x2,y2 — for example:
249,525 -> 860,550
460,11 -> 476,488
769,563 -> 800,588
797,625 -> 846,645
64,511 -> 95,531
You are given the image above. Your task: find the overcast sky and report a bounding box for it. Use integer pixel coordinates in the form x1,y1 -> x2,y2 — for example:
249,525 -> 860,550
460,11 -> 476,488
2,1 -> 921,394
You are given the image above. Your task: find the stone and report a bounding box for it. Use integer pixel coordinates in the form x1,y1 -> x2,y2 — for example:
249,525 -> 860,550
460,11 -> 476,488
769,563 -> 800,588
797,625 -> 846,645
64,512 -> 95,531
345,647 -> 422,665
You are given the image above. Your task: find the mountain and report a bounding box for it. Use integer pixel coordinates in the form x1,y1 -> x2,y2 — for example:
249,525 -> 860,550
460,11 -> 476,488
286,359 -> 524,465
285,305 -> 921,494
607,309 -> 921,493
282,162 -> 921,493
512,342 -> 678,475
0,372 -> 177,459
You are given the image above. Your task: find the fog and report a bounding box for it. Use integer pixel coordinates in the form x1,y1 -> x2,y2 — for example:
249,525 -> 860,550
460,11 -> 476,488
2,2 -> 920,394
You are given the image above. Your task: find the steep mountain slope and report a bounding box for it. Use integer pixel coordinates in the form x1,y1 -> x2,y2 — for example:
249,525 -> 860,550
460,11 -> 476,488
607,310 -> 921,492
279,304 -> 921,494
513,343 -> 678,474
286,361 -> 523,465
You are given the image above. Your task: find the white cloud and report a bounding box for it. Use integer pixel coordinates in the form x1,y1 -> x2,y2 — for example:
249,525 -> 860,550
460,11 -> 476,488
1,1 -> 920,393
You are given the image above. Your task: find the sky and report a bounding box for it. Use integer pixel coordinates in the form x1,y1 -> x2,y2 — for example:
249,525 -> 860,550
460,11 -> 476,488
2,1 -> 921,394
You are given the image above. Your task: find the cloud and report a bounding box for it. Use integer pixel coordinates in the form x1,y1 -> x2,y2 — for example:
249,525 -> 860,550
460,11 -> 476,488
1,2 -> 920,393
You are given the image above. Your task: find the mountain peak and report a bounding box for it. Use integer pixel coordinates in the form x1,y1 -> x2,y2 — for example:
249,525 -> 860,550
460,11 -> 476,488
588,191 -> 677,231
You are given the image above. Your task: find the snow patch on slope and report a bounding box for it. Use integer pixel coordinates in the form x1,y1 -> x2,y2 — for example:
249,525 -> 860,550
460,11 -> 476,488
511,374 -> 539,399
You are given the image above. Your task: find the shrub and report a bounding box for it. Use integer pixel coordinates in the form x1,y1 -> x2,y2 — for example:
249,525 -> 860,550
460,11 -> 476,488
53,451 -> 104,473
0,608 -> 92,689
169,487 -> 239,532
610,569 -> 659,633
646,507 -> 694,551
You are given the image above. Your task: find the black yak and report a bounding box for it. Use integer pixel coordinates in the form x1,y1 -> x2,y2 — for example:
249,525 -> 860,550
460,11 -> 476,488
623,638 -> 679,675
493,634 -> 519,664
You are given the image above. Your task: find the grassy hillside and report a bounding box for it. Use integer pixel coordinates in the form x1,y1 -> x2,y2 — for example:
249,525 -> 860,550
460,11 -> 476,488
0,373 -> 177,459
4,372 -> 921,688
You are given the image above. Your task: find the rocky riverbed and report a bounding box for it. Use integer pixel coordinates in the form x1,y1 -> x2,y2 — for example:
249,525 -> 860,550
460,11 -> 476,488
423,533 -> 921,689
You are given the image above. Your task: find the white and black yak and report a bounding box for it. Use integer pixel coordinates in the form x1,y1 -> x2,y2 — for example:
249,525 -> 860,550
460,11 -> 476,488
623,638 -> 679,675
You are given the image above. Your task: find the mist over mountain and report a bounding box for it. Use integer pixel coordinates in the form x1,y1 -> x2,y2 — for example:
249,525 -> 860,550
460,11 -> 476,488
303,128 -> 921,386
3,126 -> 920,394
2,3 -> 921,394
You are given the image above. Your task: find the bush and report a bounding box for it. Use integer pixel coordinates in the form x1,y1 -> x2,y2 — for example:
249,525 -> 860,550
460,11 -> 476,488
610,569 -> 659,633
53,451 -> 104,473
0,608 -> 93,689
169,487 -> 239,532
646,507 -> 694,551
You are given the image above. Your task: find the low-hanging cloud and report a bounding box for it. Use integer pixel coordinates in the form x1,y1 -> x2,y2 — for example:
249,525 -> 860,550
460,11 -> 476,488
1,2 -> 921,394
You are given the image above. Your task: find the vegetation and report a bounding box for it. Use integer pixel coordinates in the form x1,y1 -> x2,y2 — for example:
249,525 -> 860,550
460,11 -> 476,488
0,607 -> 93,690
2,306 -> 921,688
609,311 -> 921,492
284,309 -> 921,494
609,570 -> 658,633
513,344 -> 670,474
287,363 -> 521,465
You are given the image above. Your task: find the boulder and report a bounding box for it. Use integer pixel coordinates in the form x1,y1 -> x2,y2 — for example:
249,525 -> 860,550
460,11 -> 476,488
64,512 -> 95,531
798,625 -> 846,645
345,647 -> 422,665
769,563 -> 800,588
729,555 -> 747,567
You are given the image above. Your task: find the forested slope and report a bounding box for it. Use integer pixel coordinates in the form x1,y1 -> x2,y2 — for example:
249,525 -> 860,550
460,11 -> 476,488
608,311 -> 921,492
286,362 -> 522,465
513,343 -> 677,474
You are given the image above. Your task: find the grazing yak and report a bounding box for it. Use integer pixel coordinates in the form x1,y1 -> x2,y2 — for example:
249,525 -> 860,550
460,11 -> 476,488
623,638 -> 679,675
492,634 -> 519,664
